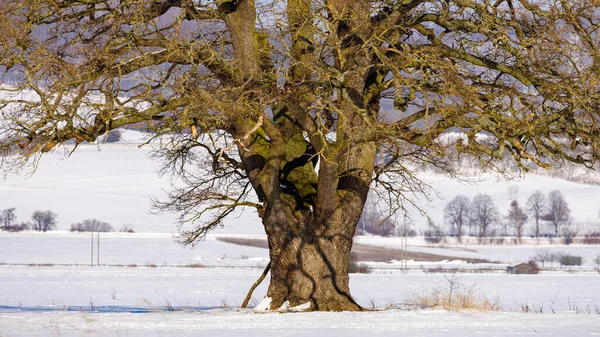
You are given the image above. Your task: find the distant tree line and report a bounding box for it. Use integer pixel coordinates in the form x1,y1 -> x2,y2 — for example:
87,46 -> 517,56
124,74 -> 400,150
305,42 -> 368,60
443,190 -> 576,243
532,250 -> 590,269
0,208 -> 57,232
0,208 -> 134,233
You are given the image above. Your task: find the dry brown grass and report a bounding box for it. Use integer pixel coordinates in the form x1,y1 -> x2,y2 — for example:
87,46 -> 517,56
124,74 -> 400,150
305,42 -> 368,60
409,288 -> 501,311
216,237 -> 493,264
408,274 -> 501,311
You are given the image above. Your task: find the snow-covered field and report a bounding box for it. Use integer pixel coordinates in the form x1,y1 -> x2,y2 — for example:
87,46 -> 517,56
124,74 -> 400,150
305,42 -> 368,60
0,232 -> 269,267
1,262 -> 600,336
356,236 -> 600,268
2,133 -> 600,233
1,132 -> 600,336
3,309 -> 598,337
2,265 -> 599,312
0,232 -> 599,336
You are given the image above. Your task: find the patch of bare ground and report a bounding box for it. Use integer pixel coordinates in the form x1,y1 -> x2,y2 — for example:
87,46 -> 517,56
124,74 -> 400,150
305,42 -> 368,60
216,237 -> 493,264
217,237 -> 269,249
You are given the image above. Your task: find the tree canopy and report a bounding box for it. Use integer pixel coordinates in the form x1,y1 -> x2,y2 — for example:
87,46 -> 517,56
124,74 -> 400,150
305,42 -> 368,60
1,0 -> 600,311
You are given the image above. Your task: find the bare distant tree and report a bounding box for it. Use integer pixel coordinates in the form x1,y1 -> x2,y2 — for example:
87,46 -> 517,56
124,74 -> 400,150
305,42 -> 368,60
507,186 -> 519,201
543,190 -> 571,237
560,219 -> 578,245
549,252 -> 563,269
533,249 -> 550,269
356,193 -> 395,237
31,210 -> 57,232
501,217 -> 509,237
70,219 -> 114,233
507,200 -> 528,243
444,195 -> 470,243
526,191 -> 547,238
594,254 -> 600,270
470,194 -> 499,240
424,218 -> 445,243
0,208 -> 17,228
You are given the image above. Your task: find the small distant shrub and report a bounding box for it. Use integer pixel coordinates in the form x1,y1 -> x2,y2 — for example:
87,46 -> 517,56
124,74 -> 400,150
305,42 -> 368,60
349,253 -> 371,274
424,237 -> 441,244
562,226 -> 578,245
186,263 -> 205,268
119,225 -> 135,233
405,229 -> 418,237
89,298 -> 96,312
424,229 -> 444,244
27,263 -> 54,267
526,261 -> 540,274
583,231 -> 600,245
563,235 -> 574,245
350,262 -> 371,274
165,300 -> 176,312
560,255 -> 582,267
2,222 -> 30,232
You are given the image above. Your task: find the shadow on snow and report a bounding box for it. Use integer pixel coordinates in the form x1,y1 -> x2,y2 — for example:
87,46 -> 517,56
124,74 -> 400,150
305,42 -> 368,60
0,305 -> 222,313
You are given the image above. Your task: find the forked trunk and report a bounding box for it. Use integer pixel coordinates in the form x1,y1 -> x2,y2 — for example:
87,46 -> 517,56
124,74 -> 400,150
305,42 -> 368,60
264,223 -> 360,311
249,134 -> 376,312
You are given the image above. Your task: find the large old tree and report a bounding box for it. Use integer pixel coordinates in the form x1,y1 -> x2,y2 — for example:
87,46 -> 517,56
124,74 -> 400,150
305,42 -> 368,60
1,0 -> 600,311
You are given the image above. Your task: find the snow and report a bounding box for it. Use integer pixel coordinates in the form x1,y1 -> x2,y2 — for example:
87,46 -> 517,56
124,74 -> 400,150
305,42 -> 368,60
277,300 -> 312,312
0,142 -> 266,235
1,130 -> 600,335
2,310 -> 599,337
1,234 -> 599,316
0,232 -> 269,266
355,236 -> 600,268
1,263 -> 600,336
1,132 -> 600,234
254,297 -> 272,312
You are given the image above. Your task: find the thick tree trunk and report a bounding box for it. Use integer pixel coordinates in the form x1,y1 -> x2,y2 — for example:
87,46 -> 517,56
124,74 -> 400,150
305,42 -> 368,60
264,222 -> 360,311
258,172 -> 370,312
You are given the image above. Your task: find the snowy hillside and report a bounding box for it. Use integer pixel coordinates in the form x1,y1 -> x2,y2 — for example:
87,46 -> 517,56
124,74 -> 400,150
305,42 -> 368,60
1,129 -> 599,234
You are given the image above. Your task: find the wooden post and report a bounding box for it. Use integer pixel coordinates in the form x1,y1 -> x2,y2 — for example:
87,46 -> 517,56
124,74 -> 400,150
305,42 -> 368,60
91,230 -> 94,267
